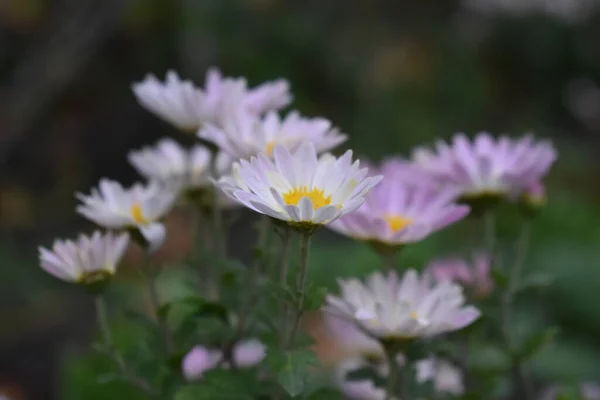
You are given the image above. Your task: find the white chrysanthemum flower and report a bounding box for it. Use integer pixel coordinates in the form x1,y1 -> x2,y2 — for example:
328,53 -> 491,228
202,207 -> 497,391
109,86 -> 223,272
39,231 -> 129,286
132,71 -> 204,132
128,137 -> 233,187
132,68 -> 292,132
76,180 -> 177,252
325,270 -> 480,340
198,110 -> 347,160
216,142 -> 382,230
129,138 -> 213,189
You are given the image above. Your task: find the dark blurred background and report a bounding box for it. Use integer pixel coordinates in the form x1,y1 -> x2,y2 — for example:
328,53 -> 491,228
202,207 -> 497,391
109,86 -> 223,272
1,0 -> 600,399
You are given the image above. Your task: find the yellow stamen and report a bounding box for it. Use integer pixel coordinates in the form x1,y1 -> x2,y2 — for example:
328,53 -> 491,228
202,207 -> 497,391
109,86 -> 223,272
283,186 -> 332,209
384,214 -> 413,232
131,203 -> 148,224
265,141 -> 276,156
409,311 -> 418,319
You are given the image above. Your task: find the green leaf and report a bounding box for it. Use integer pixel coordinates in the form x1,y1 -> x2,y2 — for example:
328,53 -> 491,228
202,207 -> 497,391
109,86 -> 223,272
517,327 -> 559,361
491,267 -> 508,288
158,296 -> 229,323
276,349 -> 324,397
173,370 -> 259,400
303,284 -> 327,311
267,280 -> 296,305
303,388 -> 344,400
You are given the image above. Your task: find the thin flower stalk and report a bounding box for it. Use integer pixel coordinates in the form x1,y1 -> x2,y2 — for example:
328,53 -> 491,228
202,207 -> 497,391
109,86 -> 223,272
95,296 -> 158,397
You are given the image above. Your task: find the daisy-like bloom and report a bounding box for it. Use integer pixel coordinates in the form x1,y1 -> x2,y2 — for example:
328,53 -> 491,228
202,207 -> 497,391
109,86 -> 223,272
132,71 -> 205,132
132,68 -> 291,132
427,253 -> 494,298
325,270 -> 480,341
198,110 -> 347,160
76,180 -> 177,252
39,231 -> 129,290
182,339 -> 267,381
327,159 -> 469,253
128,138 -> 236,209
416,357 -> 465,396
216,142 -> 382,232
412,133 -> 557,204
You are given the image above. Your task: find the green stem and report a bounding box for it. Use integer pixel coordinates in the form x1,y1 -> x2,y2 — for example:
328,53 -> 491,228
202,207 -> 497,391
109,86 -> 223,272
382,252 -> 397,272
140,254 -> 172,355
285,232 -> 312,348
384,345 -> 403,400
95,296 -> 157,396
278,228 -> 293,286
502,220 -> 533,400
236,217 -> 272,338
483,210 -> 496,255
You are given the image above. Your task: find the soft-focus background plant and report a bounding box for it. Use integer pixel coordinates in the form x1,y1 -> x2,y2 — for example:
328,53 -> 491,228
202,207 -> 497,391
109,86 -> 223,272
1,1 -> 600,399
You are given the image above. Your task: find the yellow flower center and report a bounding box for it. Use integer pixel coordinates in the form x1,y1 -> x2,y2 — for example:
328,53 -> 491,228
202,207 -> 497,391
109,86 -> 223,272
384,214 -> 413,232
265,141 -> 276,156
282,186 -> 332,209
131,203 -> 148,224
409,311 -> 419,319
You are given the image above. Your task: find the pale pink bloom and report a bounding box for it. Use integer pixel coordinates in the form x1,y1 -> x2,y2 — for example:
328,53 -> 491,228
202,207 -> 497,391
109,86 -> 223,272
198,110 -> 346,160
216,142 -> 382,227
233,339 -> 267,367
325,270 -> 480,340
427,253 -> 494,297
327,159 -> 469,246
182,339 -> 267,381
181,346 -> 222,381
416,357 -> 465,396
412,133 -> 556,199
39,231 -> 129,283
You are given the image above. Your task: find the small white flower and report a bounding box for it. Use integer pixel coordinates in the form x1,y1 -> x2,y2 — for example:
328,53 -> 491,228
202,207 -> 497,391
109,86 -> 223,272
39,231 -> 129,284
416,357 -> 465,396
132,68 -> 292,132
216,142 -> 382,229
129,138 -> 213,189
198,110 -> 347,160
128,137 -> 234,189
76,180 -> 177,252
132,71 -> 204,132
325,270 -> 480,340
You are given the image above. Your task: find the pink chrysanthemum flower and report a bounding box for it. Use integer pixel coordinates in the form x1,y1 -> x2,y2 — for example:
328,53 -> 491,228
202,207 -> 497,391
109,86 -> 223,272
411,133 -> 557,202
327,159 -> 469,252
427,253 -> 494,298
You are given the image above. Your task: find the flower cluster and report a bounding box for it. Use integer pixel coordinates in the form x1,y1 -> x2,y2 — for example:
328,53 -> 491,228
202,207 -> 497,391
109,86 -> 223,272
36,66 -> 561,400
